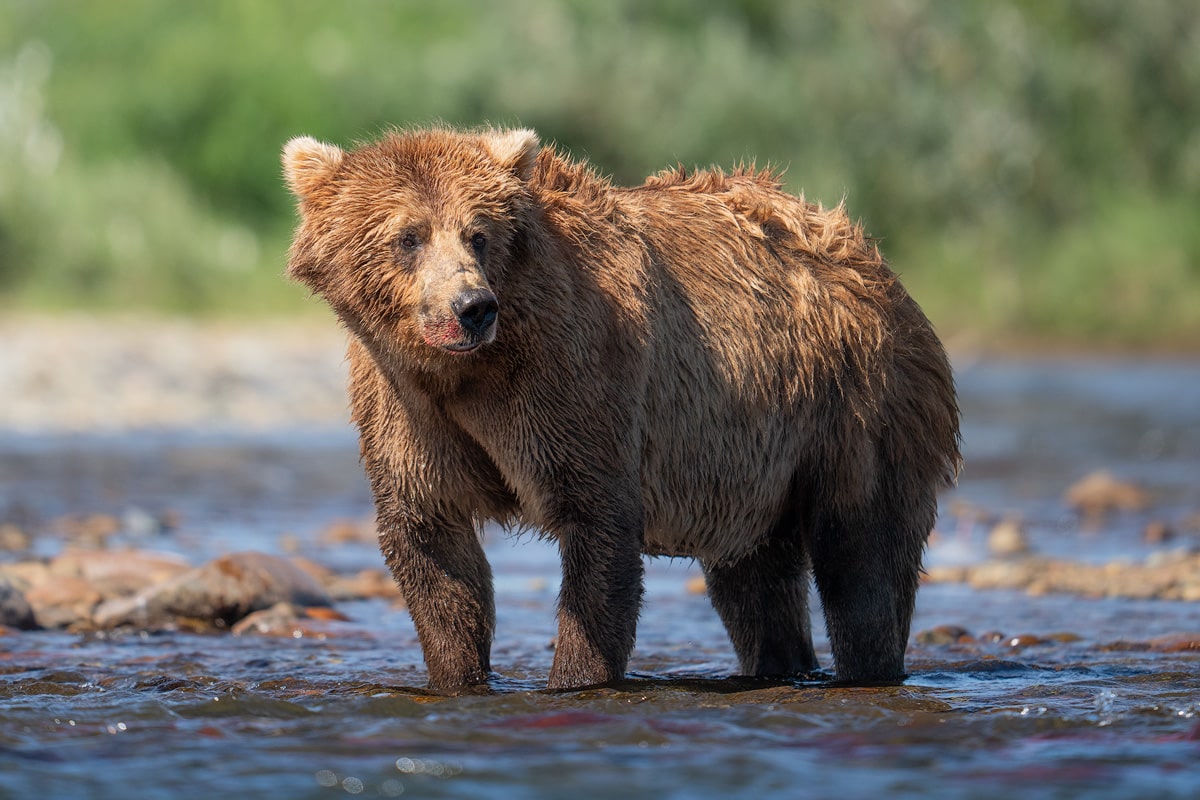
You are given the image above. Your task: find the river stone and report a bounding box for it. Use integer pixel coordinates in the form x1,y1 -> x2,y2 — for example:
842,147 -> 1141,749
1065,470 -> 1151,518
26,575 -> 102,629
49,548 -> 191,600
0,577 -> 38,630
92,551 -> 333,631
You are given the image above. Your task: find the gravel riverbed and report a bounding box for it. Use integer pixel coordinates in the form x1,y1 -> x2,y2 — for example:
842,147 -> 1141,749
0,314 -> 351,432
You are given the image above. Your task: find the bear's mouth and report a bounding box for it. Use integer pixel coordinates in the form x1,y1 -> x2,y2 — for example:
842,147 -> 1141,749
442,340 -> 483,354
419,313 -> 495,355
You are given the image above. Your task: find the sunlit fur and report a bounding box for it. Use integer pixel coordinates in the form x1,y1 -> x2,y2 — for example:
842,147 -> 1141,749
284,126 -> 961,691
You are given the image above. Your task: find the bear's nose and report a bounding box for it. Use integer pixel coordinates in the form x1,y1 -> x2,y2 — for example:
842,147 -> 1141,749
451,288 -> 499,336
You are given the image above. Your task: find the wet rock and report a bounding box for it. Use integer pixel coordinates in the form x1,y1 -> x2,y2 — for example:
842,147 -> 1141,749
1064,470 -> 1151,519
232,601 -> 351,637
48,548 -> 191,600
26,575 -> 102,629
326,568 -> 405,602
230,601 -> 304,636
288,555 -> 335,585
986,519 -> 1030,557
0,577 -> 38,630
92,551 -> 333,631
0,560 -> 50,593
915,624 -> 971,645
685,576 -> 707,595
1148,634 -> 1200,653
1003,633 -> 1044,648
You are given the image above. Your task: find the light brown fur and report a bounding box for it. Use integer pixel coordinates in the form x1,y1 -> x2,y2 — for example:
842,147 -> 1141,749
284,126 -> 960,691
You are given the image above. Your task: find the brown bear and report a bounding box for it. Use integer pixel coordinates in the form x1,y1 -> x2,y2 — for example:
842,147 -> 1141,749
282,126 -> 960,691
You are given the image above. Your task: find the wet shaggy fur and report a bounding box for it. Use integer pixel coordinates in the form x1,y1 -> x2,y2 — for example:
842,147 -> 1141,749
283,126 -> 961,691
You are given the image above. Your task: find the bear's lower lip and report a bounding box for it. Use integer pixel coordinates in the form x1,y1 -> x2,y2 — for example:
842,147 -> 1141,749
442,341 -> 482,354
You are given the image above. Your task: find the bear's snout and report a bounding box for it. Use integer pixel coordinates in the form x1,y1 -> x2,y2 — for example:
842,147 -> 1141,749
451,288 -> 499,338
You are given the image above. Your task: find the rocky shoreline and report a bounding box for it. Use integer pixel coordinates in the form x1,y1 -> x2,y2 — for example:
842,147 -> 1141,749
0,314 -> 351,432
1,316 -> 1198,637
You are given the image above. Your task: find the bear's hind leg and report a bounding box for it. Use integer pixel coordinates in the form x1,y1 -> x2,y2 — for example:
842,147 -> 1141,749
702,533 -> 818,678
806,490 -> 933,684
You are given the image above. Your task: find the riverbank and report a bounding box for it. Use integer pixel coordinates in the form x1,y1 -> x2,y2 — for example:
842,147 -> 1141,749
0,314 -> 350,432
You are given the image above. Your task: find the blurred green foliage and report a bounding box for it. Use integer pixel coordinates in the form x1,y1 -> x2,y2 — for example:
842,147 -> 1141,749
2,0 -> 1198,346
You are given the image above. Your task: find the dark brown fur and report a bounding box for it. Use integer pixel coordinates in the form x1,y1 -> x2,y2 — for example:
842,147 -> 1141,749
283,126 -> 961,691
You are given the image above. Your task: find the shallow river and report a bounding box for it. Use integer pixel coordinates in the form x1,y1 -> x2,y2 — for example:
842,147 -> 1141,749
1,357 -> 1198,799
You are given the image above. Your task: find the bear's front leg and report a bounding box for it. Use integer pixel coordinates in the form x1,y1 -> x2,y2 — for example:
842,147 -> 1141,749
549,520 -> 644,690
377,511 -> 495,691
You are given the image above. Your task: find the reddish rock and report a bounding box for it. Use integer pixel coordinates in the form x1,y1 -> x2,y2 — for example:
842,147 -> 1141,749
915,625 -> 972,645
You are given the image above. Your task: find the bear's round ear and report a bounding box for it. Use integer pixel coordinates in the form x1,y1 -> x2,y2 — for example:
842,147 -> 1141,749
282,136 -> 344,199
482,128 -> 540,182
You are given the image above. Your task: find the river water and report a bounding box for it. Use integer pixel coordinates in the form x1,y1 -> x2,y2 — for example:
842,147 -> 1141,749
1,357 -> 1198,799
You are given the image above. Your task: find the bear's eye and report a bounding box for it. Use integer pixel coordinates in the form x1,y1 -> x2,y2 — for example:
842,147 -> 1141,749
398,232 -> 421,251
470,232 -> 487,255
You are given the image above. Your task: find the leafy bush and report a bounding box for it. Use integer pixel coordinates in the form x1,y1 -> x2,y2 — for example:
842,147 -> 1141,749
2,0 -> 1197,346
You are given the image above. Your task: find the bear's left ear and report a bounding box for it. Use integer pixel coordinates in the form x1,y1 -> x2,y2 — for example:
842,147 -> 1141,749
282,136 -> 344,199
482,128 -> 540,182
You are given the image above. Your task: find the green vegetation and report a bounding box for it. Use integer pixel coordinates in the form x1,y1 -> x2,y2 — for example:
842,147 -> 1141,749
2,1 -> 1198,347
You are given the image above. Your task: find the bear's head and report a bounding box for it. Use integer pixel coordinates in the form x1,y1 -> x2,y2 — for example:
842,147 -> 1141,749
283,127 -> 540,367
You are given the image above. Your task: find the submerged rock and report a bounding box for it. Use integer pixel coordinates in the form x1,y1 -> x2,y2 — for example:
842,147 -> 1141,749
92,551 -> 333,631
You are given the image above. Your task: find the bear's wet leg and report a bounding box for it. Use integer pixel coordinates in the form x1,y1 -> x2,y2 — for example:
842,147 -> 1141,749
378,515 -> 495,691
549,523 -> 644,690
807,499 -> 930,683
702,533 -> 818,677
